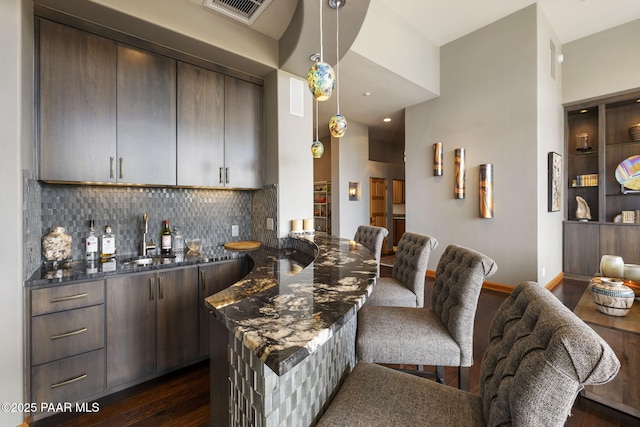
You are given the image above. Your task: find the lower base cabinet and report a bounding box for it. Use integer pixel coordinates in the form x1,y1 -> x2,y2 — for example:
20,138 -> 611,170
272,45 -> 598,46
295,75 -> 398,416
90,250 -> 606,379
106,266 -> 199,388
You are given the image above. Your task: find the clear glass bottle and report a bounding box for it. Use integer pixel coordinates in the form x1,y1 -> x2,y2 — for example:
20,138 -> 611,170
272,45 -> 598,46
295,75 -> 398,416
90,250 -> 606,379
85,219 -> 98,261
161,220 -> 172,255
100,225 -> 116,260
172,226 -> 184,256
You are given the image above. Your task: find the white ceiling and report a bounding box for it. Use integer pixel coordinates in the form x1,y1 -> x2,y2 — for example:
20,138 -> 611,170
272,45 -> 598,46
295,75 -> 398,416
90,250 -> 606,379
318,0 -> 640,142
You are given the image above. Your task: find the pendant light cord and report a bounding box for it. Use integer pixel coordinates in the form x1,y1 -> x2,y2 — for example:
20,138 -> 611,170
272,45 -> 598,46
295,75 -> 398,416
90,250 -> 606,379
319,0 -> 324,61
335,3 -> 340,114
315,99 -> 319,142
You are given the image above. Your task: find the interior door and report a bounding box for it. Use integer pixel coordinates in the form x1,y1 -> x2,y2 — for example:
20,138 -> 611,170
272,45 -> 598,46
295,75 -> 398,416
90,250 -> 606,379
370,178 -> 387,227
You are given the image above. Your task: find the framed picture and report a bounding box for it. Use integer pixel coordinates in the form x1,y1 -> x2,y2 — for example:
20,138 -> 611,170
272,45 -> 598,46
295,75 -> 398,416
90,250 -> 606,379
548,151 -> 562,212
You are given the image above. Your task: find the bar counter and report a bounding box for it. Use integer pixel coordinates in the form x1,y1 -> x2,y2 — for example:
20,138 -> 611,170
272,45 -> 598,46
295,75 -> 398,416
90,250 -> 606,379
205,234 -> 378,427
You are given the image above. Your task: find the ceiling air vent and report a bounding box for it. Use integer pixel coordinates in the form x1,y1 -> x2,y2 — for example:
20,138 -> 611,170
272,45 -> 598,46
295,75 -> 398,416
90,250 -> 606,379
202,0 -> 272,25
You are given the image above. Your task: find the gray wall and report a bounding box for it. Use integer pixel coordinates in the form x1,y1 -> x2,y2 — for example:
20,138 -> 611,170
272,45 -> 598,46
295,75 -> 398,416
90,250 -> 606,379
2,0 -> 29,423
405,6 -> 543,286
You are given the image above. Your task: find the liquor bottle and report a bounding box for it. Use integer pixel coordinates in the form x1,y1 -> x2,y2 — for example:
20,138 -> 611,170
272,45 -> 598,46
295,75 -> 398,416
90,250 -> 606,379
161,220 -> 172,255
100,225 -> 116,260
85,219 -> 98,261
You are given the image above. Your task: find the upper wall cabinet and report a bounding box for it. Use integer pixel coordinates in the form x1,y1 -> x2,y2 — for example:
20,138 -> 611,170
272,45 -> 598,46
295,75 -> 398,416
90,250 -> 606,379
224,76 -> 263,189
38,19 -> 117,183
177,62 -> 224,187
116,45 -> 177,186
38,19 -> 263,189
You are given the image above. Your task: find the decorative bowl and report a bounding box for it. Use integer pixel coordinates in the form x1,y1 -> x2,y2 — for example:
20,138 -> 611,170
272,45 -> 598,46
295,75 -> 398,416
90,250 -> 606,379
590,277 -> 635,316
629,124 -> 640,142
624,263 -> 640,282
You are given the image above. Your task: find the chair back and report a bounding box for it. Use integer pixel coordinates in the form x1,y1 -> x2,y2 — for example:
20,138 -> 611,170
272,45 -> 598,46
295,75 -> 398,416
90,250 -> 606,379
392,232 -> 438,307
480,281 -> 620,426
431,244 -> 497,366
354,225 -> 389,277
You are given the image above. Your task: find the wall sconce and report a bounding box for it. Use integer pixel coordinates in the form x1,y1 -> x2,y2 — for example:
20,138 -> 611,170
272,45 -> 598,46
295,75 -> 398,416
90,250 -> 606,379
349,181 -> 359,201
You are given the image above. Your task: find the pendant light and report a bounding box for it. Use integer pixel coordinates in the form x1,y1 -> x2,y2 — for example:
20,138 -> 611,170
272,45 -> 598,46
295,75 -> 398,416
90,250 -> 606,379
329,0 -> 347,138
307,0 -> 335,101
311,99 -> 324,158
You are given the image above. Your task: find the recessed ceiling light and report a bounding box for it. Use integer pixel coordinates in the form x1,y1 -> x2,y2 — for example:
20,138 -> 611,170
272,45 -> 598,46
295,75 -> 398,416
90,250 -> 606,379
636,99 -> 640,103
383,118 -> 391,122
580,109 -> 588,113
363,92 -> 371,96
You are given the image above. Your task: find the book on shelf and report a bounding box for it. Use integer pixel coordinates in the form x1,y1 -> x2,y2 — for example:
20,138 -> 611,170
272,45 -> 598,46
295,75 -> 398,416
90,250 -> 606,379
572,173 -> 598,187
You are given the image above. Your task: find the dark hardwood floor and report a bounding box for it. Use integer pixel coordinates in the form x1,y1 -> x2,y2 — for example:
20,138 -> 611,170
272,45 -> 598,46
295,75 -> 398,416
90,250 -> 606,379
32,275 -> 640,427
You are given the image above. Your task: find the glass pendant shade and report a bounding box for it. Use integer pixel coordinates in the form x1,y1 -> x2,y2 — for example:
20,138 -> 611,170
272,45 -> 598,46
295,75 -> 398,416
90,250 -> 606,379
329,113 -> 347,138
311,140 -> 324,158
307,61 -> 335,101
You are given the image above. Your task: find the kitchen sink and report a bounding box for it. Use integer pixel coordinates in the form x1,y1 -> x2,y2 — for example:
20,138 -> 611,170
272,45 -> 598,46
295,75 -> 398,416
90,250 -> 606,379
121,255 -> 175,267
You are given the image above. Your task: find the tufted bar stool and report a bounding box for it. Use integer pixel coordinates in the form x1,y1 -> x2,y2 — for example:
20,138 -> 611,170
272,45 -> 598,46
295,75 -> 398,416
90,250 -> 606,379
318,282 -> 620,427
353,225 -> 389,277
357,244 -> 497,390
366,232 -> 438,308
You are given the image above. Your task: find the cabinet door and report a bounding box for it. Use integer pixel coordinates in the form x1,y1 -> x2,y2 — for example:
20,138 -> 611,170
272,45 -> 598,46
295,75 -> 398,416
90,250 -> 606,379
224,76 -> 263,189
117,44 -> 176,185
156,267 -> 199,371
177,62 -> 225,186
38,19 -> 117,182
106,273 -> 156,388
199,260 -> 247,357
563,222 -> 600,276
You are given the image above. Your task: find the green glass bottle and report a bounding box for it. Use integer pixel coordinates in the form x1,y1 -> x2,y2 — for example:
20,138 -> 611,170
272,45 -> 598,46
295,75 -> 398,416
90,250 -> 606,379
161,220 -> 172,255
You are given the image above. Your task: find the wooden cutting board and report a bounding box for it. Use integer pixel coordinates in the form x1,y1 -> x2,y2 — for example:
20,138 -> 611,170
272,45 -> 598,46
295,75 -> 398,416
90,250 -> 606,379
224,241 -> 262,251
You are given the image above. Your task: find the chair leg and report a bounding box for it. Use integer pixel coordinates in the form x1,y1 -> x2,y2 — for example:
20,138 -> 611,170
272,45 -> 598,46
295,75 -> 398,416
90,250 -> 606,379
435,365 -> 445,384
458,366 -> 470,391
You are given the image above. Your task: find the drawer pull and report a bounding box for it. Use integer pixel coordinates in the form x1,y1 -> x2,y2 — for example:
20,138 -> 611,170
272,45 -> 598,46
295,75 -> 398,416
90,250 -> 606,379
51,327 -> 88,340
50,373 -> 87,389
201,271 -> 205,291
158,277 -> 164,300
50,293 -> 88,304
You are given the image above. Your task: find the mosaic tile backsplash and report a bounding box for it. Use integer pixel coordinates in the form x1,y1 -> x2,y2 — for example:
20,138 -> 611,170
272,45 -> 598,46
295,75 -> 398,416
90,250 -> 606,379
23,174 -> 278,280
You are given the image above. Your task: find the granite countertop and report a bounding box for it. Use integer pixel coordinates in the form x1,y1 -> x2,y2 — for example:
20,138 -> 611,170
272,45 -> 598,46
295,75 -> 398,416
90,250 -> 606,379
25,250 -> 242,287
205,234 -> 378,376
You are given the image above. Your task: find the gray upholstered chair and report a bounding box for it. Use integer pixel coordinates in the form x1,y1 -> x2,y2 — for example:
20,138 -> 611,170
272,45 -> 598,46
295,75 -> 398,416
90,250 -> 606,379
366,232 -> 438,308
353,225 -> 388,277
318,281 -> 620,427
357,244 -> 497,390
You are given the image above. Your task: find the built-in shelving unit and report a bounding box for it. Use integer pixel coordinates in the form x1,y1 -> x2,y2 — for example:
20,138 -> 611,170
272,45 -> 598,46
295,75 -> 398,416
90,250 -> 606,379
314,181 -> 331,233
564,89 -> 640,276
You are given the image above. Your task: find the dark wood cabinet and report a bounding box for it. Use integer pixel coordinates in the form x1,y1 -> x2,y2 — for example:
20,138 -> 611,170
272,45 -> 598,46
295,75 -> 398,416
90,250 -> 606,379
224,76 -> 263,189
177,62 -> 225,186
106,266 -> 199,387
29,279 -> 106,421
106,272 -> 157,388
38,19 -> 117,182
156,267 -> 199,371
393,218 -> 405,246
117,44 -> 177,186
198,259 -> 248,357
563,221 -> 600,276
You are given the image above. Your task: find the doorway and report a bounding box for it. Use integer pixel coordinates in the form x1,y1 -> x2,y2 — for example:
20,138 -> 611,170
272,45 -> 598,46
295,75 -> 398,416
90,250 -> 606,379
369,177 -> 387,228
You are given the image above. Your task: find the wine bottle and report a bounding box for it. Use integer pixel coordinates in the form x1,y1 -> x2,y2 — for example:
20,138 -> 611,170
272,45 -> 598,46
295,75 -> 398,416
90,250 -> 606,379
161,220 -> 172,255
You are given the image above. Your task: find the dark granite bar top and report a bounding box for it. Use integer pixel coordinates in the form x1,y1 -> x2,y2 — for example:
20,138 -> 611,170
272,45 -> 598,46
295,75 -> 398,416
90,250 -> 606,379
24,250 -> 242,287
205,234 -> 378,376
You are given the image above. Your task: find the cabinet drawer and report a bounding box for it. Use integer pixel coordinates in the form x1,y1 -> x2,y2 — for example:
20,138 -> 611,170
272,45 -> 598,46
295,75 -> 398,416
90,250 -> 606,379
32,304 -> 105,365
32,280 -> 104,315
32,349 -> 105,407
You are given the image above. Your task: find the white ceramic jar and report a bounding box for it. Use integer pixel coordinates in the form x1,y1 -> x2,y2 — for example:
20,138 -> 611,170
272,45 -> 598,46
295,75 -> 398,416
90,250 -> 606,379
600,255 -> 624,278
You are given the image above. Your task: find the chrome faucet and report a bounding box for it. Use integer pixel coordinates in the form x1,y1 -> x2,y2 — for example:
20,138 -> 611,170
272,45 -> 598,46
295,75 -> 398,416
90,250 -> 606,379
141,213 -> 157,256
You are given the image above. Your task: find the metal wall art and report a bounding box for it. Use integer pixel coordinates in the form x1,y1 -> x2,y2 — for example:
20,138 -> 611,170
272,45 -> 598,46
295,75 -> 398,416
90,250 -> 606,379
479,164 -> 494,218
548,152 -> 561,212
454,148 -> 465,199
433,142 -> 443,176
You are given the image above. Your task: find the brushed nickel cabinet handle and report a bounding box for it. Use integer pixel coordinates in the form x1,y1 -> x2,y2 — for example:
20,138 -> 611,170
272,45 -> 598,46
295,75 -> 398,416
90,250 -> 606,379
110,157 -> 114,179
149,277 -> 155,301
51,327 -> 87,340
50,293 -> 88,303
201,271 -> 205,291
225,167 -> 230,184
50,373 -> 87,389
158,277 -> 164,300
219,167 -> 223,184
119,157 -> 124,180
